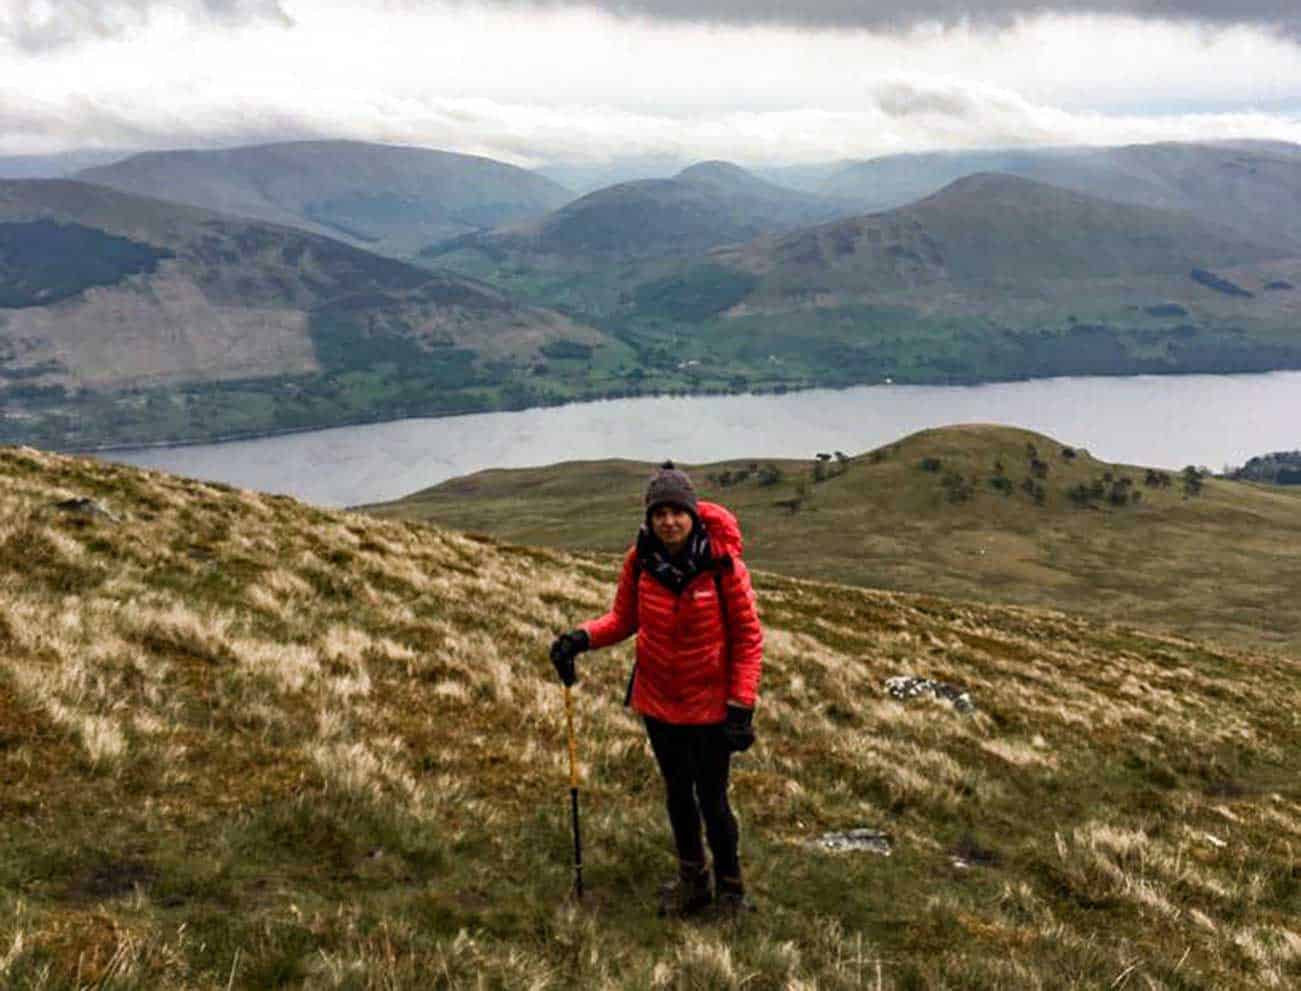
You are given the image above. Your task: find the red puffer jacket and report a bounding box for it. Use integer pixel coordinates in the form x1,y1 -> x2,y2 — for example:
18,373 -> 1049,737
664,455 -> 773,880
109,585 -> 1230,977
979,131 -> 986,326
582,501 -> 763,724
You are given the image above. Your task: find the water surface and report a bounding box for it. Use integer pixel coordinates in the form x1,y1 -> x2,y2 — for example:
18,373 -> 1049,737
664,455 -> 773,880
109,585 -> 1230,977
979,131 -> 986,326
108,372 -> 1301,507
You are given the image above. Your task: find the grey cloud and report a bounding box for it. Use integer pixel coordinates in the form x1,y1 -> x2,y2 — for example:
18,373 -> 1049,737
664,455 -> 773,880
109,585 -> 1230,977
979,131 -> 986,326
485,2 -> 1301,37
0,1 -> 292,52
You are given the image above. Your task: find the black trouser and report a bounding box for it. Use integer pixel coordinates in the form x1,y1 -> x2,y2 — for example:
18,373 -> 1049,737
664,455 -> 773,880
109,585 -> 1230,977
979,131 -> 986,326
643,715 -> 740,880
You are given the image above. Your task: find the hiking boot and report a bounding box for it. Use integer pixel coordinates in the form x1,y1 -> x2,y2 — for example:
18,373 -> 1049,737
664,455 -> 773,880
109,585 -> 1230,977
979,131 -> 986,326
658,861 -> 712,918
715,874 -> 756,917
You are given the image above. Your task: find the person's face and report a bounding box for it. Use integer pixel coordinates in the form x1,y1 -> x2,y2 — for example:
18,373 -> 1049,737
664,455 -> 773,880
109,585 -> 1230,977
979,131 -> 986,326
651,505 -> 693,554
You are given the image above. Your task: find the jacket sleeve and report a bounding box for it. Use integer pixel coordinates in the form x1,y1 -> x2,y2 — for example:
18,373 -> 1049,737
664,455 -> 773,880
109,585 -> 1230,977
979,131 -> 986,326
580,548 -> 639,649
722,557 -> 764,706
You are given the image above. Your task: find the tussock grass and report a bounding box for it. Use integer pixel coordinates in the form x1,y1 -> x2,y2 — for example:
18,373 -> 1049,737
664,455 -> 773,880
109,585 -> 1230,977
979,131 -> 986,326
0,444 -> 1297,989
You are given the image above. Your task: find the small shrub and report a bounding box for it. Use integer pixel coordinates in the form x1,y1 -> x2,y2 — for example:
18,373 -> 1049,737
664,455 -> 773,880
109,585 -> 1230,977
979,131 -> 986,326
941,472 -> 973,503
1144,469 -> 1171,488
920,457 -> 942,473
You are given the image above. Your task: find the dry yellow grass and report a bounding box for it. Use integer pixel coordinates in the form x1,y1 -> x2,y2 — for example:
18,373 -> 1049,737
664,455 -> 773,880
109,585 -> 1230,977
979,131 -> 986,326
0,443 -> 1297,989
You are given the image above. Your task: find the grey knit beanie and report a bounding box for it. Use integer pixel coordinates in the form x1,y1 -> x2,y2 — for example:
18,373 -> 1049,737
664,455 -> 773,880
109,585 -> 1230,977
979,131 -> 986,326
645,460 -> 698,517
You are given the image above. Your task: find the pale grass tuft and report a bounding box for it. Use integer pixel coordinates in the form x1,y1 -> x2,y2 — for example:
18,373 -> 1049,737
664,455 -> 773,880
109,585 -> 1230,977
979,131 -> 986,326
122,600 -> 234,661
1232,926 -> 1301,988
1190,909 -> 1217,931
262,567 -> 315,600
433,679 -> 470,702
475,656 -> 516,702
134,711 -> 167,736
41,526 -> 87,562
316,707 -> 351,740
326,668 -> 372,700
309,737 -> 418,801
664,932 -> 738,988
980,737 -> 1059,769
45,701 -> 127,767
243,583 -> 284,616
231,640 -> 321,694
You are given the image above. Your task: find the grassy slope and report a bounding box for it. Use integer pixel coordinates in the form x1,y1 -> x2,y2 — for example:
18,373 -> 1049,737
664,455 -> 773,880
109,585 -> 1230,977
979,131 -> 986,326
2,445 -> 1297,989
364,425 -> 1301,655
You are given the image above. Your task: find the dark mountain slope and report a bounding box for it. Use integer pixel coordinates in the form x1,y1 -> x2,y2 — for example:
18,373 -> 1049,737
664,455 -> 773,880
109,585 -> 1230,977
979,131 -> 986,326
0,180 -> 608,448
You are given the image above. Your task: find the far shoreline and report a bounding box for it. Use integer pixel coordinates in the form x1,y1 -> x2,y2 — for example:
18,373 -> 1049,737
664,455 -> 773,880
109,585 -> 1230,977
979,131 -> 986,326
63,366 -> 1301,460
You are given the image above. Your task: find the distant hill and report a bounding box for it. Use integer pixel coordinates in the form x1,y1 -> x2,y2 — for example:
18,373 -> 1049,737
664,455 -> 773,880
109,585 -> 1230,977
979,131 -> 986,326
77,140 -> 573,258
716,172 -> 1287,290
535,154 -> 696,195
821,140 -> 1301,251
430,160 -> 855,263
363,424 -> 1301,653
0,180 -> 609,449
3,444 -> 1297,989
0,149 -> 132,179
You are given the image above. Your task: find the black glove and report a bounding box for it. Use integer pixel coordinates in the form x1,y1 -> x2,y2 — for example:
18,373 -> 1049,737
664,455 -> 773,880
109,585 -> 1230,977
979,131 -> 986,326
549,629 -> 589,686
723,703 -> 755,753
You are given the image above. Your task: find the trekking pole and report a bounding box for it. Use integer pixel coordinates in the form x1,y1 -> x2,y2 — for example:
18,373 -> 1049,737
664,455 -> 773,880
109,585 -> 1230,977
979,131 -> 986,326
563,682 -> 584,900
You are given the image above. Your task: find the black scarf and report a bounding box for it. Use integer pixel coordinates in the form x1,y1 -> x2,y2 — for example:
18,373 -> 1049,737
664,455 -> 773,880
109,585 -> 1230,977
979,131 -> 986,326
636,522 -> 712,595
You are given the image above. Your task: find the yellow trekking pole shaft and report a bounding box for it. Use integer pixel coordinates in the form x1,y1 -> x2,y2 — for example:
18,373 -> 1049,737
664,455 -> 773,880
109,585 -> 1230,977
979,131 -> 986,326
564,682 -> 584,899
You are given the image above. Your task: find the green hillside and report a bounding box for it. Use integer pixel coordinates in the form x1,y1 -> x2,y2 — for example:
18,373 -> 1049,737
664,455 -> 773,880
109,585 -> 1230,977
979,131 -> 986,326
1,445 -> 1298,988
2,449 -> 1301,988
363,425 -> 1301,654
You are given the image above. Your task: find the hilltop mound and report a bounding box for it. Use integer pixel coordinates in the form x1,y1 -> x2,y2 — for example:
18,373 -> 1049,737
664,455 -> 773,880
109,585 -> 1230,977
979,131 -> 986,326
77,140 -> 572,257
1,445 -> 1297,987
366,424 -> 1301,652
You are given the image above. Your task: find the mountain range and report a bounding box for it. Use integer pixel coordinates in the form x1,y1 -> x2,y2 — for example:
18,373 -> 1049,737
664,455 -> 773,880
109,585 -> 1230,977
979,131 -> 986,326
429,160 -> 854,264
77,140 -> 573,257
6,136 -> 1301,447
818,140 -> 1301,250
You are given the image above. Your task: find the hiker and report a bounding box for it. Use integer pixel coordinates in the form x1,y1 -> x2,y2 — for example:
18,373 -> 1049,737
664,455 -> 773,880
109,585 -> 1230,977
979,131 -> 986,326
549,461 -> 764,916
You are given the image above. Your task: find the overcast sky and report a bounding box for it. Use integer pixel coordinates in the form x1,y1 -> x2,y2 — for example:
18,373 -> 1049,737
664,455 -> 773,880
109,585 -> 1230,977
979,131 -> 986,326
3,1 -> 1301,165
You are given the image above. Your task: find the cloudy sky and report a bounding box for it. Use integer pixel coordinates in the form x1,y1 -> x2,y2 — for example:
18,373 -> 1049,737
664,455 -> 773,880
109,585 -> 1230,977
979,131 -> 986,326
3,1 -> 1301,166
